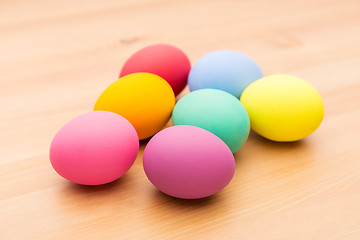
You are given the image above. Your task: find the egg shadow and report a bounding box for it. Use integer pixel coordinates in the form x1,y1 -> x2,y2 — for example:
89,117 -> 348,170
59,174 -> 132,201
152,188 -> 218,208
238,130 -> 317,177
248,130 -> 307,149
56,173 -> 135,206
139,138 -> 151,150
64,176 -> 126,193
141,187 -> 232,236
233,130 -> 315,176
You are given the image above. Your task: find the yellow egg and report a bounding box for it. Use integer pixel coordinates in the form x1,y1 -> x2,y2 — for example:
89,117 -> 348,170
240,74 -> 324,142
94,73 -> 175,140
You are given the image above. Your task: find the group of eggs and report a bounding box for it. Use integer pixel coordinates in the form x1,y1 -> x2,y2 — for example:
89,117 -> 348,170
50,44 -> 324,199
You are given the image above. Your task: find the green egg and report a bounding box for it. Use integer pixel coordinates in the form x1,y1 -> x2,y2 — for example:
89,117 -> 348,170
172,89 -> 250,153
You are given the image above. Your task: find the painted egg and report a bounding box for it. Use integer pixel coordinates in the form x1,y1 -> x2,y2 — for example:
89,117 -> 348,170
188,50 -> 263,98
120,44 -> 191,95
240,74 -> 324,141
50,111 -> 139,185
172,89 -> 250,153
143,125 -> 235,199
94,73 -> 175,140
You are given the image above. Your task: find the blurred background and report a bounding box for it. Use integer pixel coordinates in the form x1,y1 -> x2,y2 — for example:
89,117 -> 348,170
1,0 -> 360,239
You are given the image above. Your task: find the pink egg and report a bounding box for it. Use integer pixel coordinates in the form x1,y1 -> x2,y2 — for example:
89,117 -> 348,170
143,125 -> 235,199
50,111 -> 139,185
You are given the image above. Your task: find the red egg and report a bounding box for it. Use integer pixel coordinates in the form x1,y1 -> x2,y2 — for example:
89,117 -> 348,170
120,44 -> 191,95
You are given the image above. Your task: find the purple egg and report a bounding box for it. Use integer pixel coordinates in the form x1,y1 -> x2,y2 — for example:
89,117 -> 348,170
143,125 -> 235,199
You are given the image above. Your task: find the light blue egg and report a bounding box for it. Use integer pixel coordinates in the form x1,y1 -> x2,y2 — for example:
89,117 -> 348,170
188,50 -> 263,98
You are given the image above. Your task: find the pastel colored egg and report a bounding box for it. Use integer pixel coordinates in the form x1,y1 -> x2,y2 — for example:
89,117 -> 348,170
188,50 -> 263,98
172,89 -> 250,153
94,73 -> 175,140
240,74 -> 324,142
120,44 -> 191,95
143,125 -> 235,199
50,111 -> 139,185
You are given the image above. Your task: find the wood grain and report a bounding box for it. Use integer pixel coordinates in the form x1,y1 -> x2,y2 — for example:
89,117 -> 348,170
1,0 -> 360,239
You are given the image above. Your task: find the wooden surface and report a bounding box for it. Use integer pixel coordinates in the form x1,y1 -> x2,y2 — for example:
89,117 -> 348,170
1,0 -> 360,239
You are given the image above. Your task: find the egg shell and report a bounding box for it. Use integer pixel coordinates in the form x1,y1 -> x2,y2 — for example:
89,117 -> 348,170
50,111 -> 139,185
172,89 -> 250,153
240,74 -> 324,141
120,44 -> 191,95
143,125 -> 235,199
188,50 -> 263,98
94,73 -> 175,140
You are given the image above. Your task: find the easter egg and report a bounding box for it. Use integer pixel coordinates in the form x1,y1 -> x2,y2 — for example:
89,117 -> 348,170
240,74 -> 324,142
172,89 -> 250,153
120,44 -> 191,95
94,73 -> 175,140
188,50 -> 263,98
50,111 -> 139,185
143,125 -> 235,199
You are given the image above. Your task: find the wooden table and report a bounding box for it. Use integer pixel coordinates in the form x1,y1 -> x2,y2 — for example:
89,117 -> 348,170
1,0 -> 360,239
